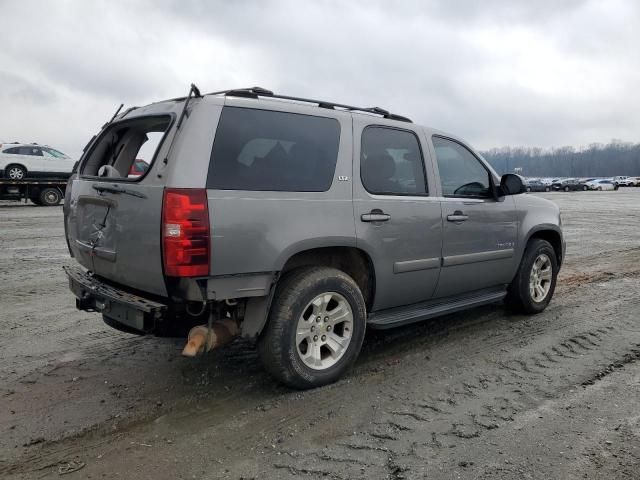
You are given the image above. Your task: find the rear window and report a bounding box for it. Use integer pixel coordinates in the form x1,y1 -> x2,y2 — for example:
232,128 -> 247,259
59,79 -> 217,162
207,107 -> 340,192
80,115 -> 171,180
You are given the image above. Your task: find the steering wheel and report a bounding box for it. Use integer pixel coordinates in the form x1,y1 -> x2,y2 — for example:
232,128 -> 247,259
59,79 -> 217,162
453,182 -> 485,196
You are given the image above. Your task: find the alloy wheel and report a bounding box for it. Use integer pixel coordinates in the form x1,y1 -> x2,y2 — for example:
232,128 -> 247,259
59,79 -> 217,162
295,292 -> 353,370
529,253 -> 553,302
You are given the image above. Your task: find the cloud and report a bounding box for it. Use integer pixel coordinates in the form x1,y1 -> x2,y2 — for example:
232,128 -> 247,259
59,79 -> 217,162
0,0 -> 638,158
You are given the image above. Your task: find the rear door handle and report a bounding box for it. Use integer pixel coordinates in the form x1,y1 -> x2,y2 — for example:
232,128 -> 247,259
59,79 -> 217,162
361,210 -> 390,222
447,210 -> 469,222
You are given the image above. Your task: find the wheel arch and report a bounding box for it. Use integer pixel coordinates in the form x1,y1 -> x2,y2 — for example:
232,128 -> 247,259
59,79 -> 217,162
4,163 -> 28,177
241,245 -> 376,339
525,227 -> 564,267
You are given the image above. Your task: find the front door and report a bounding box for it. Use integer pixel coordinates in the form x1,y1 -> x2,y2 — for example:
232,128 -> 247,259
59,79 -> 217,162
430,136 -> 518,298
354,122 -> 442,311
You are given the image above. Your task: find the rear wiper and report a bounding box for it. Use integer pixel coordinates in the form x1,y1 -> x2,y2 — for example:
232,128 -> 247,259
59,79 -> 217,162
176,83 -> 202,130
92,183 -> 147,198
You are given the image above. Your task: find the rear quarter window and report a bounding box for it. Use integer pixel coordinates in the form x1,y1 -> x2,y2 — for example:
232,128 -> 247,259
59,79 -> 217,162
207,107 -> 340,192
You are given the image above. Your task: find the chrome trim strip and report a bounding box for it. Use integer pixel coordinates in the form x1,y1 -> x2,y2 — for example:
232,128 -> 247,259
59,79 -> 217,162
393,257 -> 441,273
442,248 -> 514,267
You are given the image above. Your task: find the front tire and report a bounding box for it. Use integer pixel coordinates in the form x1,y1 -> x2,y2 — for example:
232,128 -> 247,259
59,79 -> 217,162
258,266 -> 366,389
506,239 -> 558,314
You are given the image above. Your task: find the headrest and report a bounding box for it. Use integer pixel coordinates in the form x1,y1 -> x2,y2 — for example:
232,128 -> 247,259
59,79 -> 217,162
365,153 -> 395,179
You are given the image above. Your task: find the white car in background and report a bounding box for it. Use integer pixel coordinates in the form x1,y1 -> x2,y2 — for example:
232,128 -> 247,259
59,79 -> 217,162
586,179 -> 618,191
0,143 -> 75,180
612,176 -> 634,187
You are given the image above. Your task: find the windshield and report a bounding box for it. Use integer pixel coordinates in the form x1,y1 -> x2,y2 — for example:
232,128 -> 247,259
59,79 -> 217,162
42,147 -> 68,158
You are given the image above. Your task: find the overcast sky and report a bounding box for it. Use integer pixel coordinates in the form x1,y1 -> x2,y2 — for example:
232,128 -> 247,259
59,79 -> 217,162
1,0 -> 638,159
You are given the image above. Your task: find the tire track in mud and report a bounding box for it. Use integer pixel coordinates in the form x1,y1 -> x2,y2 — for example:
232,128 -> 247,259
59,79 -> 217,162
3,277 -> 640,478
268,279 -> 640,479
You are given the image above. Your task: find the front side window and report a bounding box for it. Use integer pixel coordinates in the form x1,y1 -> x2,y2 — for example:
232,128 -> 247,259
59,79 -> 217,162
42,147 -> 68,158
360,126 -> 427,195
432,136 -> 491,198
207,107 -> 340,192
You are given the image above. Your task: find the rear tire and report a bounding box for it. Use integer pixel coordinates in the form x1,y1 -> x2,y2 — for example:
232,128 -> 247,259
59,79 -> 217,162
545,187 -> 550,192
5,164 -> 27,180
39,188 -> 62,206
506,239 -> 558,314
564,186 -> 570,192
258,266 -> 366,389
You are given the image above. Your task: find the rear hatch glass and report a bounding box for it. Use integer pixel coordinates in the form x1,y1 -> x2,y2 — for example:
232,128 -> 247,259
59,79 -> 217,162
66,114 -> 173,296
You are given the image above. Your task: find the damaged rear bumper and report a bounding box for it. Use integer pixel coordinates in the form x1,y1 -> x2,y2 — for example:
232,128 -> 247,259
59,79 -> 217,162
63,266 -> 167,334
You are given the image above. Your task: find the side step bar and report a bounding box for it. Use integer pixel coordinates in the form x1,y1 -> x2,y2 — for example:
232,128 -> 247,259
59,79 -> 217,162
367,288 -> 507,329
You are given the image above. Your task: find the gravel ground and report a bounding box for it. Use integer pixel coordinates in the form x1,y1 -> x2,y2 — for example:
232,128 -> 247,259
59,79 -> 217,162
0,189 -> 639,479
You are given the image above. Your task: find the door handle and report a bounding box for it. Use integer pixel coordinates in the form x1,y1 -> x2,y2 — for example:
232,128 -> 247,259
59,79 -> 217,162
447,210 -> 469,222
361,210 -> 390,222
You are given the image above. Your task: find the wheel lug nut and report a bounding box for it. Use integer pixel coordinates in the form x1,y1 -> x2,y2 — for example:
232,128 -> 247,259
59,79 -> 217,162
316,317 -> 321,323
311,326 -> 315,332
327,325 -> 331,331
324,317 -> 329,322
321,335 -> 326,341
313,335 -> 318,341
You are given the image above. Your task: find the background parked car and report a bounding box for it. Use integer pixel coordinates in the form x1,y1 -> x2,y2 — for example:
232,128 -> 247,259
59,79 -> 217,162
586,179 -> 618,191
551,178 -> 589,191
525,179 -> 551,192
612,176 -> 634,187
0,143 -> 75,179
128,159 -> 150,178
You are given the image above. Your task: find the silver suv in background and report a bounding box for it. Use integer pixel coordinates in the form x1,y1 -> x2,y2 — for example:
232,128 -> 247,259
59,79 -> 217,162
63,86 -> 564,389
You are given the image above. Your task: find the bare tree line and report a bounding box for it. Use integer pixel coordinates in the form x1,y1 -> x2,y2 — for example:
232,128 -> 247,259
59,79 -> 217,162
480,140 -> 640,177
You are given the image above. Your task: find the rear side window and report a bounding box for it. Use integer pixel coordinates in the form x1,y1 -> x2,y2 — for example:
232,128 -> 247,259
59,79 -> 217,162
3,146 -> 41,156
360,126 -> 427,195
207,107 -> 340,192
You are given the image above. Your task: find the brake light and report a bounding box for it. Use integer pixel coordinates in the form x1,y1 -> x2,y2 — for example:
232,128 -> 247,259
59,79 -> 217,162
162,188 -> 210,277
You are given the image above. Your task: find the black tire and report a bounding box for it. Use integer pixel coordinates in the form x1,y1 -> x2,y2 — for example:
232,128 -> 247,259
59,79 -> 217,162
258,266 -> 366,389
39,188 -> 62,206
506,239 -> 558,314
5,164 -> 27,180
614,184 -> 619,191
582,185 -> 588,191
563,186 -> 569,192
526,187 -> 531,192
545,187 -> 550,192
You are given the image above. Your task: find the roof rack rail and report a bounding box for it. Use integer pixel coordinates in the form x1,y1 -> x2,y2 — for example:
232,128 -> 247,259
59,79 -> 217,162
206,86 -> 412,123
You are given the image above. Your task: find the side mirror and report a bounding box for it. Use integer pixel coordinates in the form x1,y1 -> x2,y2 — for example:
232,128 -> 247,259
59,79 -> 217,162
500,173 -> 526,196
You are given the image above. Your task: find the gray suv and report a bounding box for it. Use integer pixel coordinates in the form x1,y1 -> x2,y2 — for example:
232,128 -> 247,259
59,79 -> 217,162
64,86 -> 564,389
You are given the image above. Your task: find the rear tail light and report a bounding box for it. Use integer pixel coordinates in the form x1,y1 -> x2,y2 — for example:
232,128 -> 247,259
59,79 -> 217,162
162,188 -> 210,277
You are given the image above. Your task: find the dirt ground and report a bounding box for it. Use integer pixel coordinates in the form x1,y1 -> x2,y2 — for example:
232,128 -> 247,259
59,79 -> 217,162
1,189 -> 639,479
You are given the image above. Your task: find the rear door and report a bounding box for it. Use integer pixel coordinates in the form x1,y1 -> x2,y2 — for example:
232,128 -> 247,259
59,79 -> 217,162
354,120 -> 442,311
65,109 -> 180,297
429,135 -> 518,298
